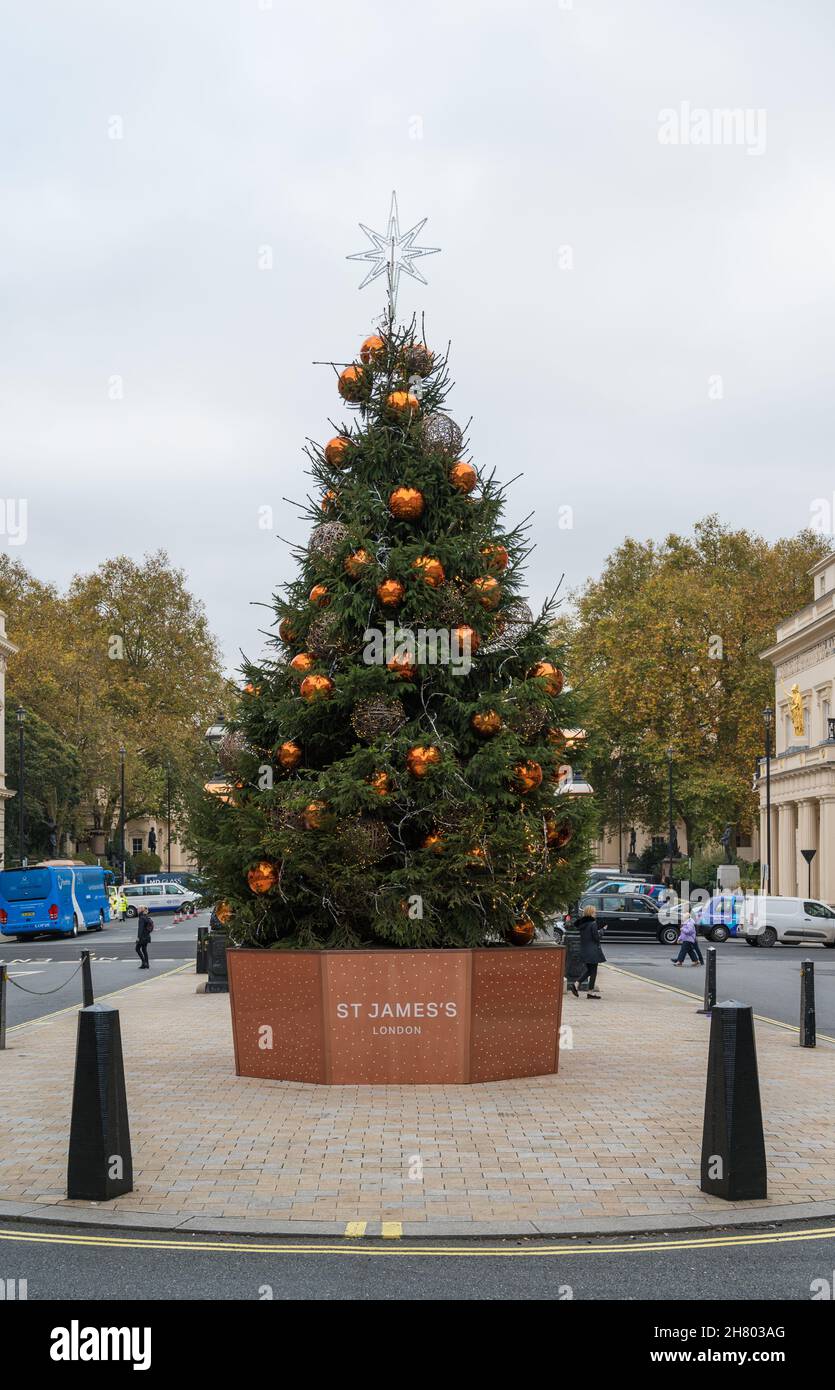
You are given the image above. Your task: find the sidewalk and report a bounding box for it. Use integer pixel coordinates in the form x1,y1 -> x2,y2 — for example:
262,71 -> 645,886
1,962 -> 833,1236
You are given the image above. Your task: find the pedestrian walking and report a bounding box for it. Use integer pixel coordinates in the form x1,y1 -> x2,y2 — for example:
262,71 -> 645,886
135,907 -> 153,970
118,887 -> 128,921
569,904 -> 606,999
672,915 -> 704,966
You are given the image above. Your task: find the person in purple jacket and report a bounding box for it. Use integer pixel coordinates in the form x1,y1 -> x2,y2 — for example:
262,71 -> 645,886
671,915 -> 704,966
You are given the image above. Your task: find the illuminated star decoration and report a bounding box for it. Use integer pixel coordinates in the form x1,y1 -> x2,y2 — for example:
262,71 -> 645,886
347,191 -> 440,319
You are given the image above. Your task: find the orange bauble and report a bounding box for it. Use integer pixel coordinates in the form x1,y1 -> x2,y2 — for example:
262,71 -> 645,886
247,860 -> 278,894
277,740 -> 303,770
466,845 -> 488,868
309,584 -> 330,608
546,727 -> 567,751
508,918 -> 535,946
214,900 -> 233,925
389,486 -> 425,521
367,770 -> 390,797
421,831 -> 444,853
449,460 -> 478,494
473,576 -> 501,610
386,390 -> 420,418
453,624 -> 480,656
405,745 -> 441,777
412,556 -> 445,587
300,674 -> 334,701
290,652 -> 315,673
360,333 -> 386,364
324,435 -> 351,468
471,709 -> 502,736
376,578 -> 405,608
320,489 -> 338,514
278,618 -> 298,644
387,653 -> 416,680
547,818 -> 574,849
481,543 -> 509,572
512,760 -> 543,793
302,800 -> 328,830
529,661 -> 564,696
344,548 -> 372,578
338,364 -> 366,401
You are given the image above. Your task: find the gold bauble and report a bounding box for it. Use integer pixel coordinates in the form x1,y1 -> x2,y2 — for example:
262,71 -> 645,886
412,556 -> 445,588
512,760 -> 543,793
508,918 -> 535,946
449,460 -> 477,494
344,548 -> 372,578
309,584 -> 330,608
278,617 -> 298,644
320,489 -> 338,514
376,578 -> 405,608
360,333 -> 386,364
421,831 -> 444,853
481,543 -> 509,572
473,576 -> 501,610
452,624 -> 480,656
471,709 -> 502,736
214,900 -> 233,926
290,652 -> 315,673
389,486 -> 425,520
277,740 -> 303,770
548,818 -> 574,849
528,661 -> 564,696
367,770 -> 390,797
406,745 -> 441,777
324,435 -> 351,468
302,800 -> 328,830
546,727 -> 567,752
338,364 -> 366,402
300,674 -> 334,701
247,860 -> 278,894
386,390 -> 420,417
387,653 -> 416,680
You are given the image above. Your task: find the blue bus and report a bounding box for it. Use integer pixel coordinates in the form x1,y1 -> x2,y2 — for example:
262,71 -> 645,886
0,864 -> 113,940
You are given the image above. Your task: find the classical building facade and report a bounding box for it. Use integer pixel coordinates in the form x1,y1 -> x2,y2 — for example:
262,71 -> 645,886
759,550 -> 835,904
0,611 -> 19,866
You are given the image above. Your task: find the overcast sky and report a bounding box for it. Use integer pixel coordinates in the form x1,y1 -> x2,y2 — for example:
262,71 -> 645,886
4,0 -> 835,676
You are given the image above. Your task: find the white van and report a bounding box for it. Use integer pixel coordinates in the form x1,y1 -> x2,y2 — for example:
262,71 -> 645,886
122,882 -> 199,916
742,895 -> 835,948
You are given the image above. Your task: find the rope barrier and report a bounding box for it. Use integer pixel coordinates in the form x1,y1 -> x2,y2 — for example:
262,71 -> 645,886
7,963 -> 84,996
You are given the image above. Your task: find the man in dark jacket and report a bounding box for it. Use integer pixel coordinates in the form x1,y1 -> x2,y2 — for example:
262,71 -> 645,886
135,908 -> 153,969
570,904 -> 606,999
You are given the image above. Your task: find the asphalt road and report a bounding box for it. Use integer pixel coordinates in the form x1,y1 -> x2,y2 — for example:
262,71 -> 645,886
0,911 -> 206,1026
0,1218 -> 833,1301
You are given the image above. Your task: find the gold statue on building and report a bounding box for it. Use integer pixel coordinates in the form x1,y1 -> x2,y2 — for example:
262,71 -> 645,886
788,682 -> 805,737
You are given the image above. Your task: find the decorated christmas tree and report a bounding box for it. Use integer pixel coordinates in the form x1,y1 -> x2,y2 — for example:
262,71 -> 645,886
194,196 -> 594,949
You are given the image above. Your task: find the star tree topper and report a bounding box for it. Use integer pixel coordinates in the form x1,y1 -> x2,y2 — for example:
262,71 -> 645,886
347,191 -> 440,319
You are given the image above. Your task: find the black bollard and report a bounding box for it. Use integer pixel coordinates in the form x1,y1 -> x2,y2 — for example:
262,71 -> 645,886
700,1000 -> 767,1200
80,950 -> 94,1008
0,963 -> 6,1050
800,960 -> 816,1048
66,1004 -> 133,1200
697,945 -> 717,1015
196,926 -> 209,975
205,931 -> 229,994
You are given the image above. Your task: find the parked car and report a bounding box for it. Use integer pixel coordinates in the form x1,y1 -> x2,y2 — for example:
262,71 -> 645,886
121,881 -> 199,916
689,892 -> 747,943
585,869 -> 651,888
593,880 -> 670,902
565,891 -> 680,945
741,896 -> 835,948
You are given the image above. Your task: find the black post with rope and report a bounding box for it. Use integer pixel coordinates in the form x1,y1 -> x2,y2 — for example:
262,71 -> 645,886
81,950 -> 95,1008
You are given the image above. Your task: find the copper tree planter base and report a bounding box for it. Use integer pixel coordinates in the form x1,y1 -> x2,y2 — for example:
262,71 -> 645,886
226,946 -> 566,1085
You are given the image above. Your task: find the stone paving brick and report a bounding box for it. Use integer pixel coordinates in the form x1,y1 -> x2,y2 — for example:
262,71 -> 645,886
0,965 -> 833,1226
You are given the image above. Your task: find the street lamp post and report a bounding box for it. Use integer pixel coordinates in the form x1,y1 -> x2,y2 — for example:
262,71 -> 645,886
16,707 -> 25,868
666,747 -> 675,884
119,747 -> 126,884
763,707 -> 773,894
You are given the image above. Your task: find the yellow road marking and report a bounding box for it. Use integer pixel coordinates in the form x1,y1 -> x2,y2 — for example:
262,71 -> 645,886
6,962 -> 194,1033
607,965 -> 835,1045
381,1222 -> 402,1239
0,1223 -> 832,1258
344,1221 -> 367,1238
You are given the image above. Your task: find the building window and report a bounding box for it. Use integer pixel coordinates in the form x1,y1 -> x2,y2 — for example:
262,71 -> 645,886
131,837 -> 143,857
737,832 -> 752,849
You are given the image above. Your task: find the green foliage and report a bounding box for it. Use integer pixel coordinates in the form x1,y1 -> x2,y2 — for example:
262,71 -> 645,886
192,319 -> 595,948
4,706 -> 81,865
132,850 -> 162,876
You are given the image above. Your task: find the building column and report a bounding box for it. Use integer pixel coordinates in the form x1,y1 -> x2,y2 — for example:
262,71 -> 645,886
778,802 -> 797,897
769,805 -> 780,893
796,800 -> 818,899
759,805 -> 768,888
818,799 -> 835,905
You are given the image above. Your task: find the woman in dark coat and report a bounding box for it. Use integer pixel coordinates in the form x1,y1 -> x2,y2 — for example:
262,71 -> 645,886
135,908 -> 153,970
570,904 -> 606,999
